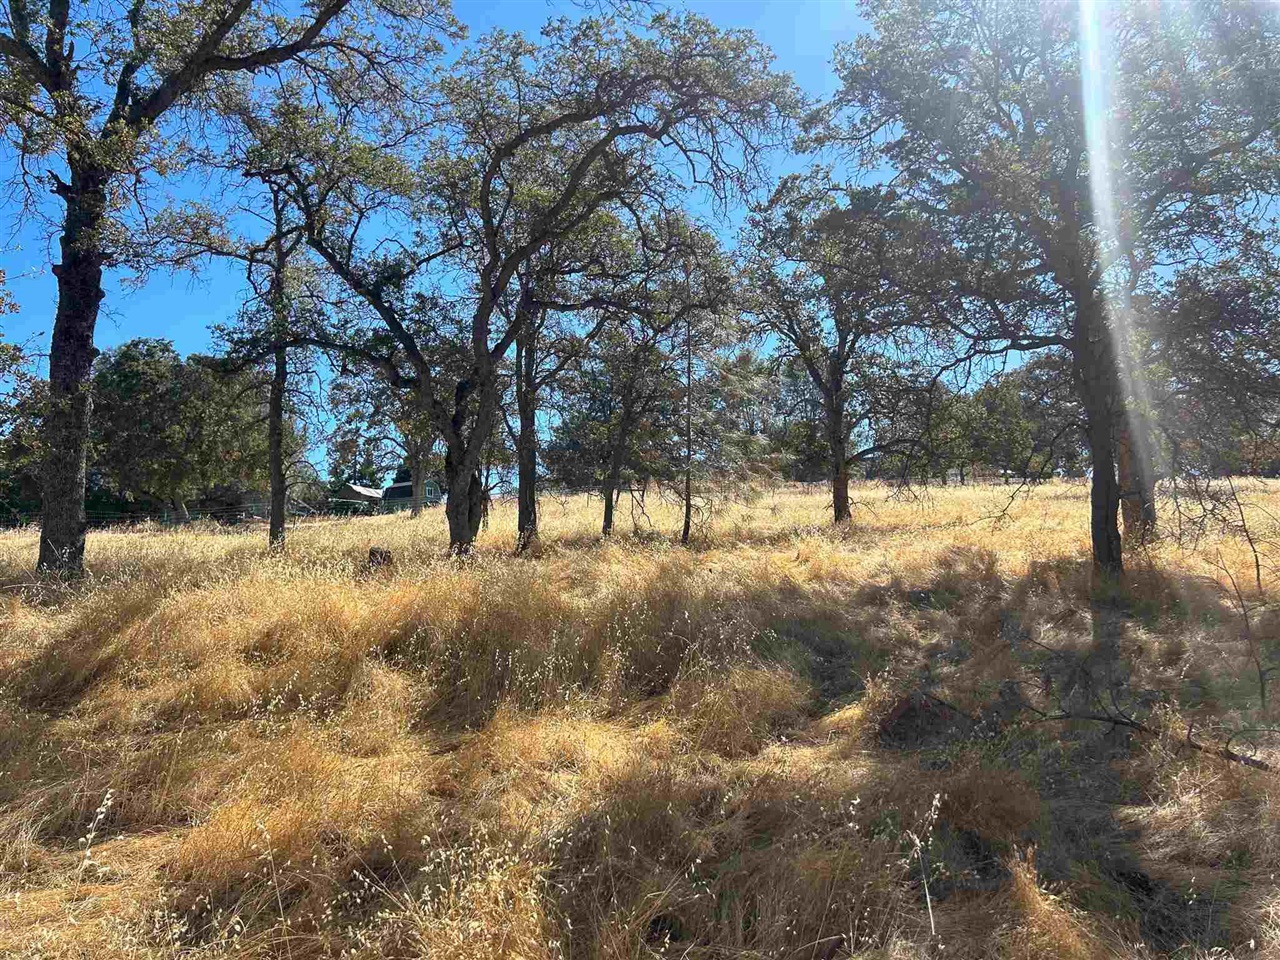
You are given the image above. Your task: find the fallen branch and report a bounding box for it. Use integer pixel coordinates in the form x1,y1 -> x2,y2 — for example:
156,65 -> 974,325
1037,711 -> 1275,773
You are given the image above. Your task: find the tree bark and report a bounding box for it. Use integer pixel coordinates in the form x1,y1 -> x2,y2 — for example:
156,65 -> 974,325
435,354 -> 504,553
268,342 -> 287,551
408,438 -> 426,518
681,308 -> 693,546
515,321 -> 539,552
444,458 -> 487,554
39,164 -> 108,574
602,437 -> 627,537
1073,301 -> 1124,575
441,385 -> 497,554
826,402 -> 851,524
1117,415 -> 1156,544
681,461 -> 692,544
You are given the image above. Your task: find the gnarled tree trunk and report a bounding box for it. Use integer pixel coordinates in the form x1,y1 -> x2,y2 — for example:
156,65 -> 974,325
443,458 -> 487,554
39,163 -> 108,574
441,381 -> 499,555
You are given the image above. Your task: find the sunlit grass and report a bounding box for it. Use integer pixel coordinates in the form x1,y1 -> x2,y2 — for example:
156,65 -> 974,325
1,481 -> 1277,958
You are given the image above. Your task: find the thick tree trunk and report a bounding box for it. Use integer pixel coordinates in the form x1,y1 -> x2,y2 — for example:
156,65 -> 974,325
409,440 -> 426,518
444,462 -> 486,555
39,168 -> 108,573
268,343 -> 287,551
1085,405 -> 1123,575
439,367 -> 502,554
515,324 -> 539,552
171,497 -> 190,523
1074,301 -> 1124,575
442,396 -> 495,555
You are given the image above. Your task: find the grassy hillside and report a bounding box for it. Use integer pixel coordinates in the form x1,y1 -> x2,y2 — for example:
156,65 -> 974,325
1,482 -> 1277,958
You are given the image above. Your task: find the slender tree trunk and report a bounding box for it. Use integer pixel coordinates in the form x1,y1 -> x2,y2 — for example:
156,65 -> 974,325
827,404 -> 851,524
39,166 -> 108,573
268,342 -> 287,551
515,322 -> 540,552
681,462 -> 692,544
681,308 -> 693,546
1074,301 -> 1124,575
602,437 -> 627,537
171,496 -> 190,523
1117,415 -> 1157,544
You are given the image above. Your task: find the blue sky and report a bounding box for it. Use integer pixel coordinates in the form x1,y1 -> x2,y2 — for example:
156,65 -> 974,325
0,0 -> 867,363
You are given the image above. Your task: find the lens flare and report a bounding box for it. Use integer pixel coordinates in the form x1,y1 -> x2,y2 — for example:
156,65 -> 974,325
1078,0 -> 1156,515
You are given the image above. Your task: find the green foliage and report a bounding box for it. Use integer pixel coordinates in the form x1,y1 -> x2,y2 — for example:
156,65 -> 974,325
91,339 -> 281,510
546,323 -> 682,491
747,171 -> 936,479
0,337 -> 45,521
1145,262 -> 1280,477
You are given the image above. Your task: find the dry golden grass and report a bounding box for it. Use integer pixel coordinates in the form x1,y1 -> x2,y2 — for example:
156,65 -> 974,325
1,480 -> 1279,958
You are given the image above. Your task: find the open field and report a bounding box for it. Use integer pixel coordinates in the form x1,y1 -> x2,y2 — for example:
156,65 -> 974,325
1,481 -> 1279,959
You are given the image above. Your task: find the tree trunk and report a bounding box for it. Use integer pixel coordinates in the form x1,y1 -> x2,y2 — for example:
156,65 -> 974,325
439,368 -> 501,554
409,439 -> 426,518
515,323 -> 539,552
444,460 -> 487,554
827,405 -> 851,524
681,462 -> 692,545
39,167 -> 108,574
171,497 -> 190,523
268,343 -> 287,551
602,440 -> 627,537
1073,301 -> 1124,575
1117,415 -> 1157,544
681,309 -> 693,546
1085,406 -> 1123,575
442,405 -> 494,555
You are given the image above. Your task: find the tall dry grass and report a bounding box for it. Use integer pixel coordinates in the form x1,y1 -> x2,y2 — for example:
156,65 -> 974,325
0,481 -> 1278,958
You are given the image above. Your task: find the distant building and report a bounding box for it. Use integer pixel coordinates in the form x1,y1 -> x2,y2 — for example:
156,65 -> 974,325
383,479 -> 442,509
336,482 -> 383,505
